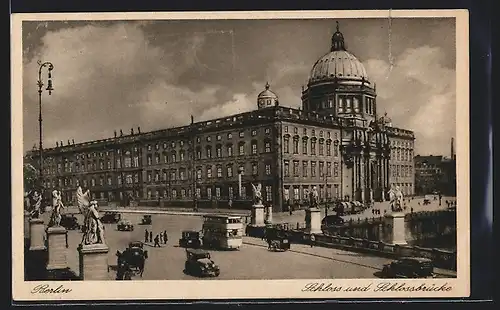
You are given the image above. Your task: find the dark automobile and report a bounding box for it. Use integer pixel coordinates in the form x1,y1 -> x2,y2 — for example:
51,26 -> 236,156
117,219 -> 134,231
140,215 -> 152,225
381,257 -> 435,278
101,211 -> 121,224
265,227 -> 291,251
60,214 -> 80,230
321,215 -> 345,233
116,241 -> 148,277
184,248 -> 220,277
179,230 -> 202,248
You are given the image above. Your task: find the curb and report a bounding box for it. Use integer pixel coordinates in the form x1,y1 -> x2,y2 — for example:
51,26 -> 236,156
102,209 -> 248,217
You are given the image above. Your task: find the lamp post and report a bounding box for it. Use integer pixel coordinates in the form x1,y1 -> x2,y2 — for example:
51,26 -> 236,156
37,61 -> 54,196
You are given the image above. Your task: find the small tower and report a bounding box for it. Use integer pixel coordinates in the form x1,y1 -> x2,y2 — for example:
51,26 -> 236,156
257,82 -> 279,109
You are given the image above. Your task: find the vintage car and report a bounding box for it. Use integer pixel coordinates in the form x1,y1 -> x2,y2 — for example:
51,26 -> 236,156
117,219 -> 134,231
116,241 -> 148,277
140,215 -> 152,225
101,211 -> 121,224
381,257 -> 436,278
60,214 -> 80,230
179,230 -> 202,248
184,248 -> 220,277
265,228 -> 291,252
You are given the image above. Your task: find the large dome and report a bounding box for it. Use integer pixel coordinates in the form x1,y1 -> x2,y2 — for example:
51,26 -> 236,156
309,50 -> 368,83
308,22 -> 369,84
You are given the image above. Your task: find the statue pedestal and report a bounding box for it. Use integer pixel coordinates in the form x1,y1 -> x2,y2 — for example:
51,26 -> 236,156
305,207 -> 322,234
29,218 -> 46,251
383,212 -> 407,245
78,243 -> 109,280
46,226 -> 68,270
250,204 -> 265,227
264,205 -> 273,224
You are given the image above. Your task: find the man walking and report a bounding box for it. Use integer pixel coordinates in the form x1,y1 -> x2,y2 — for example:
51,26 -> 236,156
149,231 -> 153,243
154,234 -> 161,247
144,229 -> 149,243
163,230 -> 168,244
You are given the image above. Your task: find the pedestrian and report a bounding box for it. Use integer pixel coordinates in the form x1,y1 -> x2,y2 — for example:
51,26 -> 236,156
159,233 -> 163,244
228,199 -> 233,210
149,231 -> 153,243
154,234 -> 160,247
144,229 -> 149,243
310,234 -> 315,248
163,230 -> 168,244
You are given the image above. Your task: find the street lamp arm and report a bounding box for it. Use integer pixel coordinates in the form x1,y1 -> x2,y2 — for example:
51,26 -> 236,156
37,61 -> 54,91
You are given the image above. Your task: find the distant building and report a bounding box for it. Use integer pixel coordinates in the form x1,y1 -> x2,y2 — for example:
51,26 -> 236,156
414,139 -> 457,196
24,23 -> 415,211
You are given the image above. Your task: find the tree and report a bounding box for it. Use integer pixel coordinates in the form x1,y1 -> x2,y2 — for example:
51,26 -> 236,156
23,162 -> 39,193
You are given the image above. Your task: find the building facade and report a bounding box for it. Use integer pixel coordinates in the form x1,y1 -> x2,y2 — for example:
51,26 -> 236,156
414,154 -> 456,196
25,23 -> 415,211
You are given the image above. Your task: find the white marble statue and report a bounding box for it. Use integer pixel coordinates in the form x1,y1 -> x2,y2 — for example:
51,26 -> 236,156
48,190 -> 65,227
251,183 -> 263,205
388,185 -> 404,212
309,186 -> 319,208
77,186 -> 105,245
30,190 -> 42,219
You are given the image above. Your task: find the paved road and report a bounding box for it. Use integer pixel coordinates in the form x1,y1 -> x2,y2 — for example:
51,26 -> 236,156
59,212 -> 455,280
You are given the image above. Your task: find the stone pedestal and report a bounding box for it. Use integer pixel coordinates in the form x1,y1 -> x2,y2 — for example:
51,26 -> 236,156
305,207 -> 322,234
250,204 -> 265,227
383,212 -> 407,245
78,243 -> 109,280
46,226 -> 68,270
29,218 -> 46,251
265,205 -> 273,224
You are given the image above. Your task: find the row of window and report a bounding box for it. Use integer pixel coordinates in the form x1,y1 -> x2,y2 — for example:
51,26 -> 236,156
284,160 -> 340,178
391,165 -> 414,178
146,184 -> 274,202
306,95 -> 376,115
391,148 -> 414,162
145,128 -> 273,152
283,126 -> 338,139
43,172 -> 142,189
284,184 -> 341,201
283,137 -> 339,156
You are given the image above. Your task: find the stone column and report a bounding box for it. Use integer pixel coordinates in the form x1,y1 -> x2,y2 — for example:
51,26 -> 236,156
46,226 -> 68,270
250,204 -> 265,227
382,212 -> 407,245
305,207 -> 322,234
360,153 -> 365,203
381,157 -> 386,201
352,155 -> 357,200
265,205 -> 273,224
29,218 -> 46,251
78,243 -> 110,280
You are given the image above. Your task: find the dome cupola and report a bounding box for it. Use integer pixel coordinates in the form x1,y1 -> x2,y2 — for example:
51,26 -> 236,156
257,82 -> 279,109
308,21 -> 369,84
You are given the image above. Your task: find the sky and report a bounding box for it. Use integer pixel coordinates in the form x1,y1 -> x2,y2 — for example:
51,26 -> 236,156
21,17 -> 456,156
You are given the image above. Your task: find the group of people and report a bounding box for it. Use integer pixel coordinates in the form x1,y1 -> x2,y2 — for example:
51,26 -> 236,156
144,229 -> 168,247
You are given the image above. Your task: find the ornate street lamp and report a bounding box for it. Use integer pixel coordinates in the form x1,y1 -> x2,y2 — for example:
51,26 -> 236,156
37,61 -> 54,196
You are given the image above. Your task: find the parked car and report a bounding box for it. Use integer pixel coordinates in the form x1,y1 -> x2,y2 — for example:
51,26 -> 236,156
101,211 -> 121,224
60,214 -> 80,230
140,215 -> 152,225
117,219 -> 134,231
179,230 -> 202,248
184,248 -> 220,277
381,257 -> 435,278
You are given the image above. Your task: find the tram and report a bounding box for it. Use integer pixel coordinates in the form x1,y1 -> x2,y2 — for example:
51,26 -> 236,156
201,215 -> 243,250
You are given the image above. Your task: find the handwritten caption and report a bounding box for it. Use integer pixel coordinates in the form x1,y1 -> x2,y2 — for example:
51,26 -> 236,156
31,284 -> 72,294
302,282 -> 453,293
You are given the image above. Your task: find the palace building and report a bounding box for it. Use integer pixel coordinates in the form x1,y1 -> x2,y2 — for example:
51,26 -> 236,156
25,23 -> 415,211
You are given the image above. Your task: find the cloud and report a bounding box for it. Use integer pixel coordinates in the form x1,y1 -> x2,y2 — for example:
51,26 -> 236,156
22,22 -> 218,151
365,45 -> 456,156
